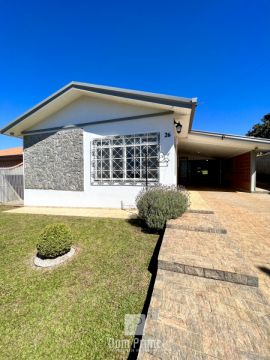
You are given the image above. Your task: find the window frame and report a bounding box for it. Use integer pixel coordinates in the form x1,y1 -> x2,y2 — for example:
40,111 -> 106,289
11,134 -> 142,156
90,132 -> 160,186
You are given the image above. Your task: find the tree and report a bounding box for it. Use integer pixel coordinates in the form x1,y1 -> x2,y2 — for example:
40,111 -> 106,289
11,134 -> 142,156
246,114 -> 270,139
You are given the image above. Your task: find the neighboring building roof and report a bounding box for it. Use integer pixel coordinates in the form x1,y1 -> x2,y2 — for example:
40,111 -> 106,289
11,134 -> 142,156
0,81 -> 197,136
0,147 -> 23,157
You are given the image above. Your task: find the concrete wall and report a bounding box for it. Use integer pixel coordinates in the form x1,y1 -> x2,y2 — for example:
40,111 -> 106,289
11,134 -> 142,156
24,96 -> 176,208
223,152 -> 254,191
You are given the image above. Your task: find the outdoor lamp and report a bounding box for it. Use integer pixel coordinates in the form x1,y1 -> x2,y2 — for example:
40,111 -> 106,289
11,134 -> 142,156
174,120 -> 182,134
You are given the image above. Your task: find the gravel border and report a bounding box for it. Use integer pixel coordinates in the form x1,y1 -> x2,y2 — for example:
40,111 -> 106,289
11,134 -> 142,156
34,247 -> 76,268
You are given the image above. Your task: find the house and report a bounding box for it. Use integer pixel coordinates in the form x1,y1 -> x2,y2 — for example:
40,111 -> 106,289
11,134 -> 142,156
0,147 -> 23,168
1,82 -> 270,208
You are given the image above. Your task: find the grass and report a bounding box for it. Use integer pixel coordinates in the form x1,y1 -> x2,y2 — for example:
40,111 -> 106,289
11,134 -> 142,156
0,206 -> 158,359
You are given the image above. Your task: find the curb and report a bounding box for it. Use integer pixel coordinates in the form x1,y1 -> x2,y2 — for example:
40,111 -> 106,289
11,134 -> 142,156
158,259 -> 258,287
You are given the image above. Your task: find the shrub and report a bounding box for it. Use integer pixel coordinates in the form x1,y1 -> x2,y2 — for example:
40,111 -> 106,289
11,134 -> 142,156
37,223 -> 73,259
136,185 -> 189,231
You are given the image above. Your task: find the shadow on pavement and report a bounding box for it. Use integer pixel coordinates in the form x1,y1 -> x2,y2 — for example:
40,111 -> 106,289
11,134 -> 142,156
257,266 -> 270,277
127,226 -> 164,360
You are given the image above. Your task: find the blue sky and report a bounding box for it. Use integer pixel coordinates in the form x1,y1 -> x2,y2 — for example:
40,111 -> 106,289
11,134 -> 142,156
0,0 -> 269,150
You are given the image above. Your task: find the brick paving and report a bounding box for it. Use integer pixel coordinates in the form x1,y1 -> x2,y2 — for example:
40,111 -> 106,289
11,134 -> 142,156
138,190 -> 270,360
198,191 -> 270,302
159,226 -> 258,286
168,212 -> 227,234
139,269 -> 270,360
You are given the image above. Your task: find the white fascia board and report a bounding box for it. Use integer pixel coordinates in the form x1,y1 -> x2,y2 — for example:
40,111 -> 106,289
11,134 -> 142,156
2,88 -> 79,138
181,136 -> 270,159
2,83 -> 196,138
191,130 -> 270,146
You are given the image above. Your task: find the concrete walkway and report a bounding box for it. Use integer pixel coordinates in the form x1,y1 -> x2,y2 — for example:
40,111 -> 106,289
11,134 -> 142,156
138,191 -> 270,359
3,189 -> 207,219
188,190 -> 213,213
4,206 -> 137,219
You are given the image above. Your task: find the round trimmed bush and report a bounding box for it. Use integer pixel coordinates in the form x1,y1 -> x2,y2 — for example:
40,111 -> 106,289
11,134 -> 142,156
37,223 -> 73,259
136,185 -> 190,231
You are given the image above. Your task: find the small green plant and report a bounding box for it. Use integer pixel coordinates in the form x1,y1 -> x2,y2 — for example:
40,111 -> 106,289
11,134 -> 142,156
37,223 -> 73,259
136,185 -> 189,231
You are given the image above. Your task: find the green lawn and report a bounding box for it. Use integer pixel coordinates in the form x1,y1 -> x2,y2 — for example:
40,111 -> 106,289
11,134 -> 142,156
0,206 -> 158,359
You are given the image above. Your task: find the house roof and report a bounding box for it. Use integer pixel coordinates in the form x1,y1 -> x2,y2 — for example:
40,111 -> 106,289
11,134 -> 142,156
0,81 -> 197,136
178,130 -> 270,158
191,130 -> 270,145
0,147 -> 23,157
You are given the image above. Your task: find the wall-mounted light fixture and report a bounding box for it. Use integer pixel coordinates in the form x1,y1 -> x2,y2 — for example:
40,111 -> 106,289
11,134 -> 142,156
174,120 -> 182,134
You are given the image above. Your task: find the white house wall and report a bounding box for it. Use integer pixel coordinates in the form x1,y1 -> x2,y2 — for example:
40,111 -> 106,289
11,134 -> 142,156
29,95 -> 166,131
24,101 -> 176,208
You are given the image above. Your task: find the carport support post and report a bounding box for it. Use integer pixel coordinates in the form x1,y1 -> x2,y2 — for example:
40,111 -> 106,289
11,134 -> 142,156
250,150 -> 256,192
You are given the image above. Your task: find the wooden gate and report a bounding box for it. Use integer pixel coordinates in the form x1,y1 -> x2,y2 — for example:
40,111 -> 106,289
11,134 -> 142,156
0,164 -> 24,203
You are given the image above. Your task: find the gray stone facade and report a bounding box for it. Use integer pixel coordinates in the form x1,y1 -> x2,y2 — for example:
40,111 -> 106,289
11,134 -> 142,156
24,128 -> 84,191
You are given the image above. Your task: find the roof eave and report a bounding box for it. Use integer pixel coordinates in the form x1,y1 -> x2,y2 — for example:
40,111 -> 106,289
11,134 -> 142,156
0,82 -> 74,135
191,130 -> 270,145
1,82 -> 196,136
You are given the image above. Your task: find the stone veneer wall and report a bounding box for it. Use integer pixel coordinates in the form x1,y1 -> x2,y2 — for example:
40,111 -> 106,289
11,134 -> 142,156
24,128 -> 84,191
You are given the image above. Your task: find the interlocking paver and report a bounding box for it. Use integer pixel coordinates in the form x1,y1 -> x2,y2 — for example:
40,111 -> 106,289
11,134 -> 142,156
139,270 -> 270,360
167,212 -> 226,234
198,191 -> 270,301
159,220 -> 258,286
138,190 -> 270,360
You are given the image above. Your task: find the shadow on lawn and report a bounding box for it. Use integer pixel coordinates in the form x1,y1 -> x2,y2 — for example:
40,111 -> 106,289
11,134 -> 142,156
127,218 -> 158,234
127,220 -> 164,359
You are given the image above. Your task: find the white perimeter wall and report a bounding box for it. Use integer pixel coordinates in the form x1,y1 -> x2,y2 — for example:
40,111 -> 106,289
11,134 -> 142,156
24,96 -> 177,208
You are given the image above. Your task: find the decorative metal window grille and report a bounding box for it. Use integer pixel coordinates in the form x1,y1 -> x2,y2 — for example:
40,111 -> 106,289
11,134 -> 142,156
91,133 -> 160,185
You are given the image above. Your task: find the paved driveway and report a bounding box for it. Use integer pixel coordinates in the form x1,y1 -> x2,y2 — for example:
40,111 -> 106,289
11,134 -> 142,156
139,190 -> 270,359
198,190 -> 270,301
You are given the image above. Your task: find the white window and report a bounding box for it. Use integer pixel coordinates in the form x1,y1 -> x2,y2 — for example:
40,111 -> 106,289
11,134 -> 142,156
91,133 -> 160,185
